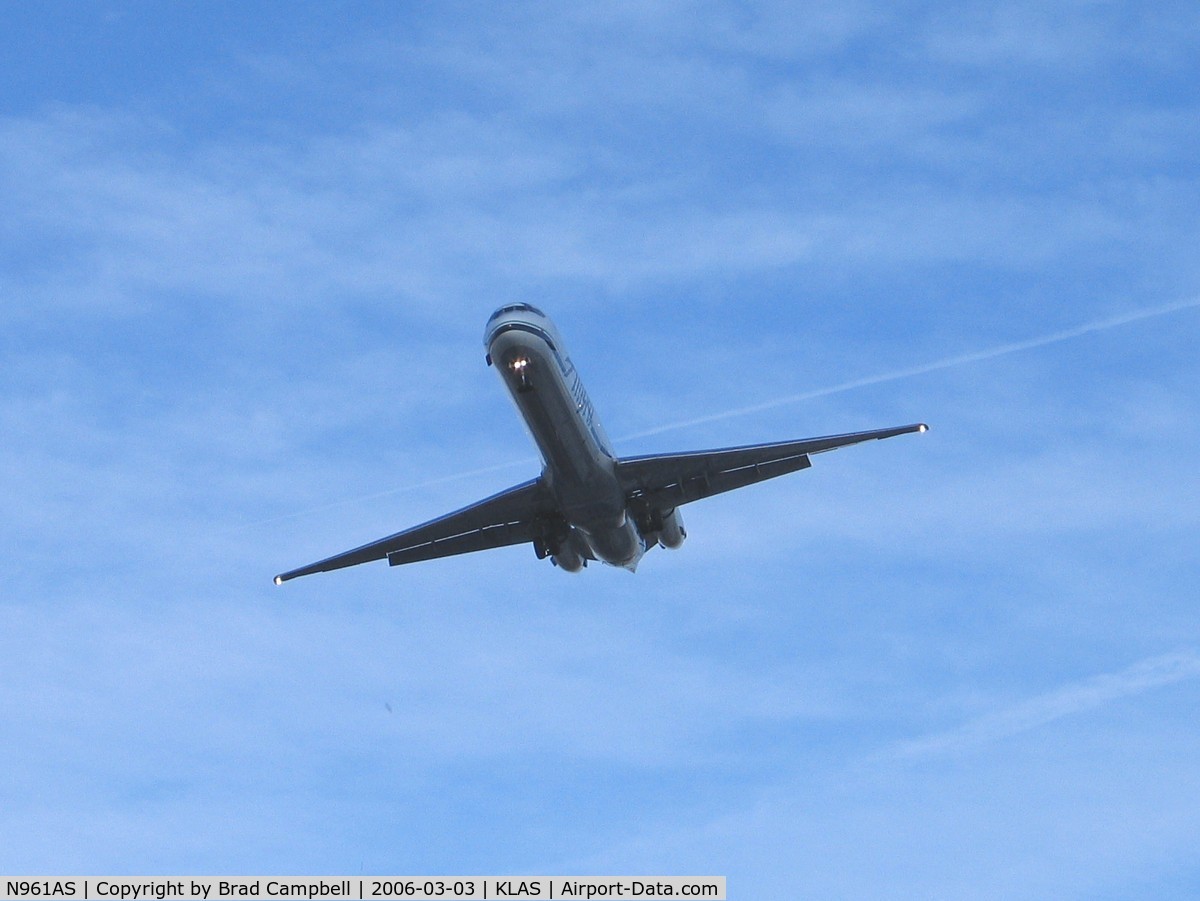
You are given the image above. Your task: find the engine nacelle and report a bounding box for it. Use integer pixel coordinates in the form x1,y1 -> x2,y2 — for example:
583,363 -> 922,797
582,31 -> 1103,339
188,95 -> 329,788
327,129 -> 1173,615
657,508 -> 686,549
551,544 -> 585,572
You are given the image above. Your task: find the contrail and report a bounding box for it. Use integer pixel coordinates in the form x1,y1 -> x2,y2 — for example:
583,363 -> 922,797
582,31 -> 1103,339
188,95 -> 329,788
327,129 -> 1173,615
889,650 -> 1200,759
226,457 -> 535,532
618,295 -> 1200,442
247,297 -> 1199,530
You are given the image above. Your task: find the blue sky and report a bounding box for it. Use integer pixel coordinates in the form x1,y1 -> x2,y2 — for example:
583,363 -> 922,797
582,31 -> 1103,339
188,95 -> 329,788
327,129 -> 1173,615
2,1 -> 1199,896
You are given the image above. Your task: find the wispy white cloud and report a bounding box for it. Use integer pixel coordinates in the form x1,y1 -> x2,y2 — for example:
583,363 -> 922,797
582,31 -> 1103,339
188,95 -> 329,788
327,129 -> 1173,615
4,0 -> 1200,886
891,651 -> 1200,759
921,2 -> 1200,70
6,1 -> 1195,332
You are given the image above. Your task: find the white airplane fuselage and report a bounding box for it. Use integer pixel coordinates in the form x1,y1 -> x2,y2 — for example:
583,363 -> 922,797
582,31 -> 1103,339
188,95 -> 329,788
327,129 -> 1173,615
485,304 -> 645,571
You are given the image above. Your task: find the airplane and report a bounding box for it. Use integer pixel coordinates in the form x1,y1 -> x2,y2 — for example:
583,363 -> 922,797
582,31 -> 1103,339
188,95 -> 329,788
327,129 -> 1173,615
274,304 -> 927,583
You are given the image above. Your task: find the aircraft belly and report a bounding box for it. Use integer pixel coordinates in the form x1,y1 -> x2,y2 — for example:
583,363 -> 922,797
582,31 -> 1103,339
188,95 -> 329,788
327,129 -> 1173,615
518,384 -> 594,483
491,329 -> 602,467
489,326 -> 634,565
580,517 -> 644,569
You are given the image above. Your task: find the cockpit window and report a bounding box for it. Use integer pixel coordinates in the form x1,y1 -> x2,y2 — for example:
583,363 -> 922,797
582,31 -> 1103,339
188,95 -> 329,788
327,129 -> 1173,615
488,302 -> 545,322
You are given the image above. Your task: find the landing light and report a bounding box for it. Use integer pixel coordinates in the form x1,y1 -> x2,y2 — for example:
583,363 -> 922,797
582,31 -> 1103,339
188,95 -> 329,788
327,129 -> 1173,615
510,357 -> 529,371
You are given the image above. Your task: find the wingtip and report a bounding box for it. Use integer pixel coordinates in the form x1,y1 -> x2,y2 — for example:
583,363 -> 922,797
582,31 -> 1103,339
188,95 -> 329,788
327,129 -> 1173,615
273,575 -> 284,586
918,423 -> 929,433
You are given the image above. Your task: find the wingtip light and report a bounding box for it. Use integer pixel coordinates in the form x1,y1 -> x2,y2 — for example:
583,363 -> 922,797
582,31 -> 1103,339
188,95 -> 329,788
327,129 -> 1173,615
274,575 -> 283,586
918,423 -> 929,433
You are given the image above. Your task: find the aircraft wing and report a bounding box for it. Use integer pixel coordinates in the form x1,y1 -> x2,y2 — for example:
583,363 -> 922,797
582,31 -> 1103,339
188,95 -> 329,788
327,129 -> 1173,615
274,477 -> 551,583
617,423 -> 927,510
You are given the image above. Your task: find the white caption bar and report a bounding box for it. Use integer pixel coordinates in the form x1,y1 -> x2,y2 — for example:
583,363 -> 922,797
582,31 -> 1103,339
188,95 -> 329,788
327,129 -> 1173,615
0,878 -> 726,901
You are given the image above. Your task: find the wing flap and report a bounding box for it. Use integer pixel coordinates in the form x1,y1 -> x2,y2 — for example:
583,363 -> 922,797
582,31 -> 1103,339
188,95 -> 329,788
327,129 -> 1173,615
624,451 -> 813,507
618,422 -> 927,509
274,477 -> 548,583
386,520 -> 537,566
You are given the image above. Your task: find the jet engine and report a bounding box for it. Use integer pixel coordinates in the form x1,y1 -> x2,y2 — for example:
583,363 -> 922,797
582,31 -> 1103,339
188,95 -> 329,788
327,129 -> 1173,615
643,508 -> 691,549
551,544 -> 585,572
657,508 -> 687,549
